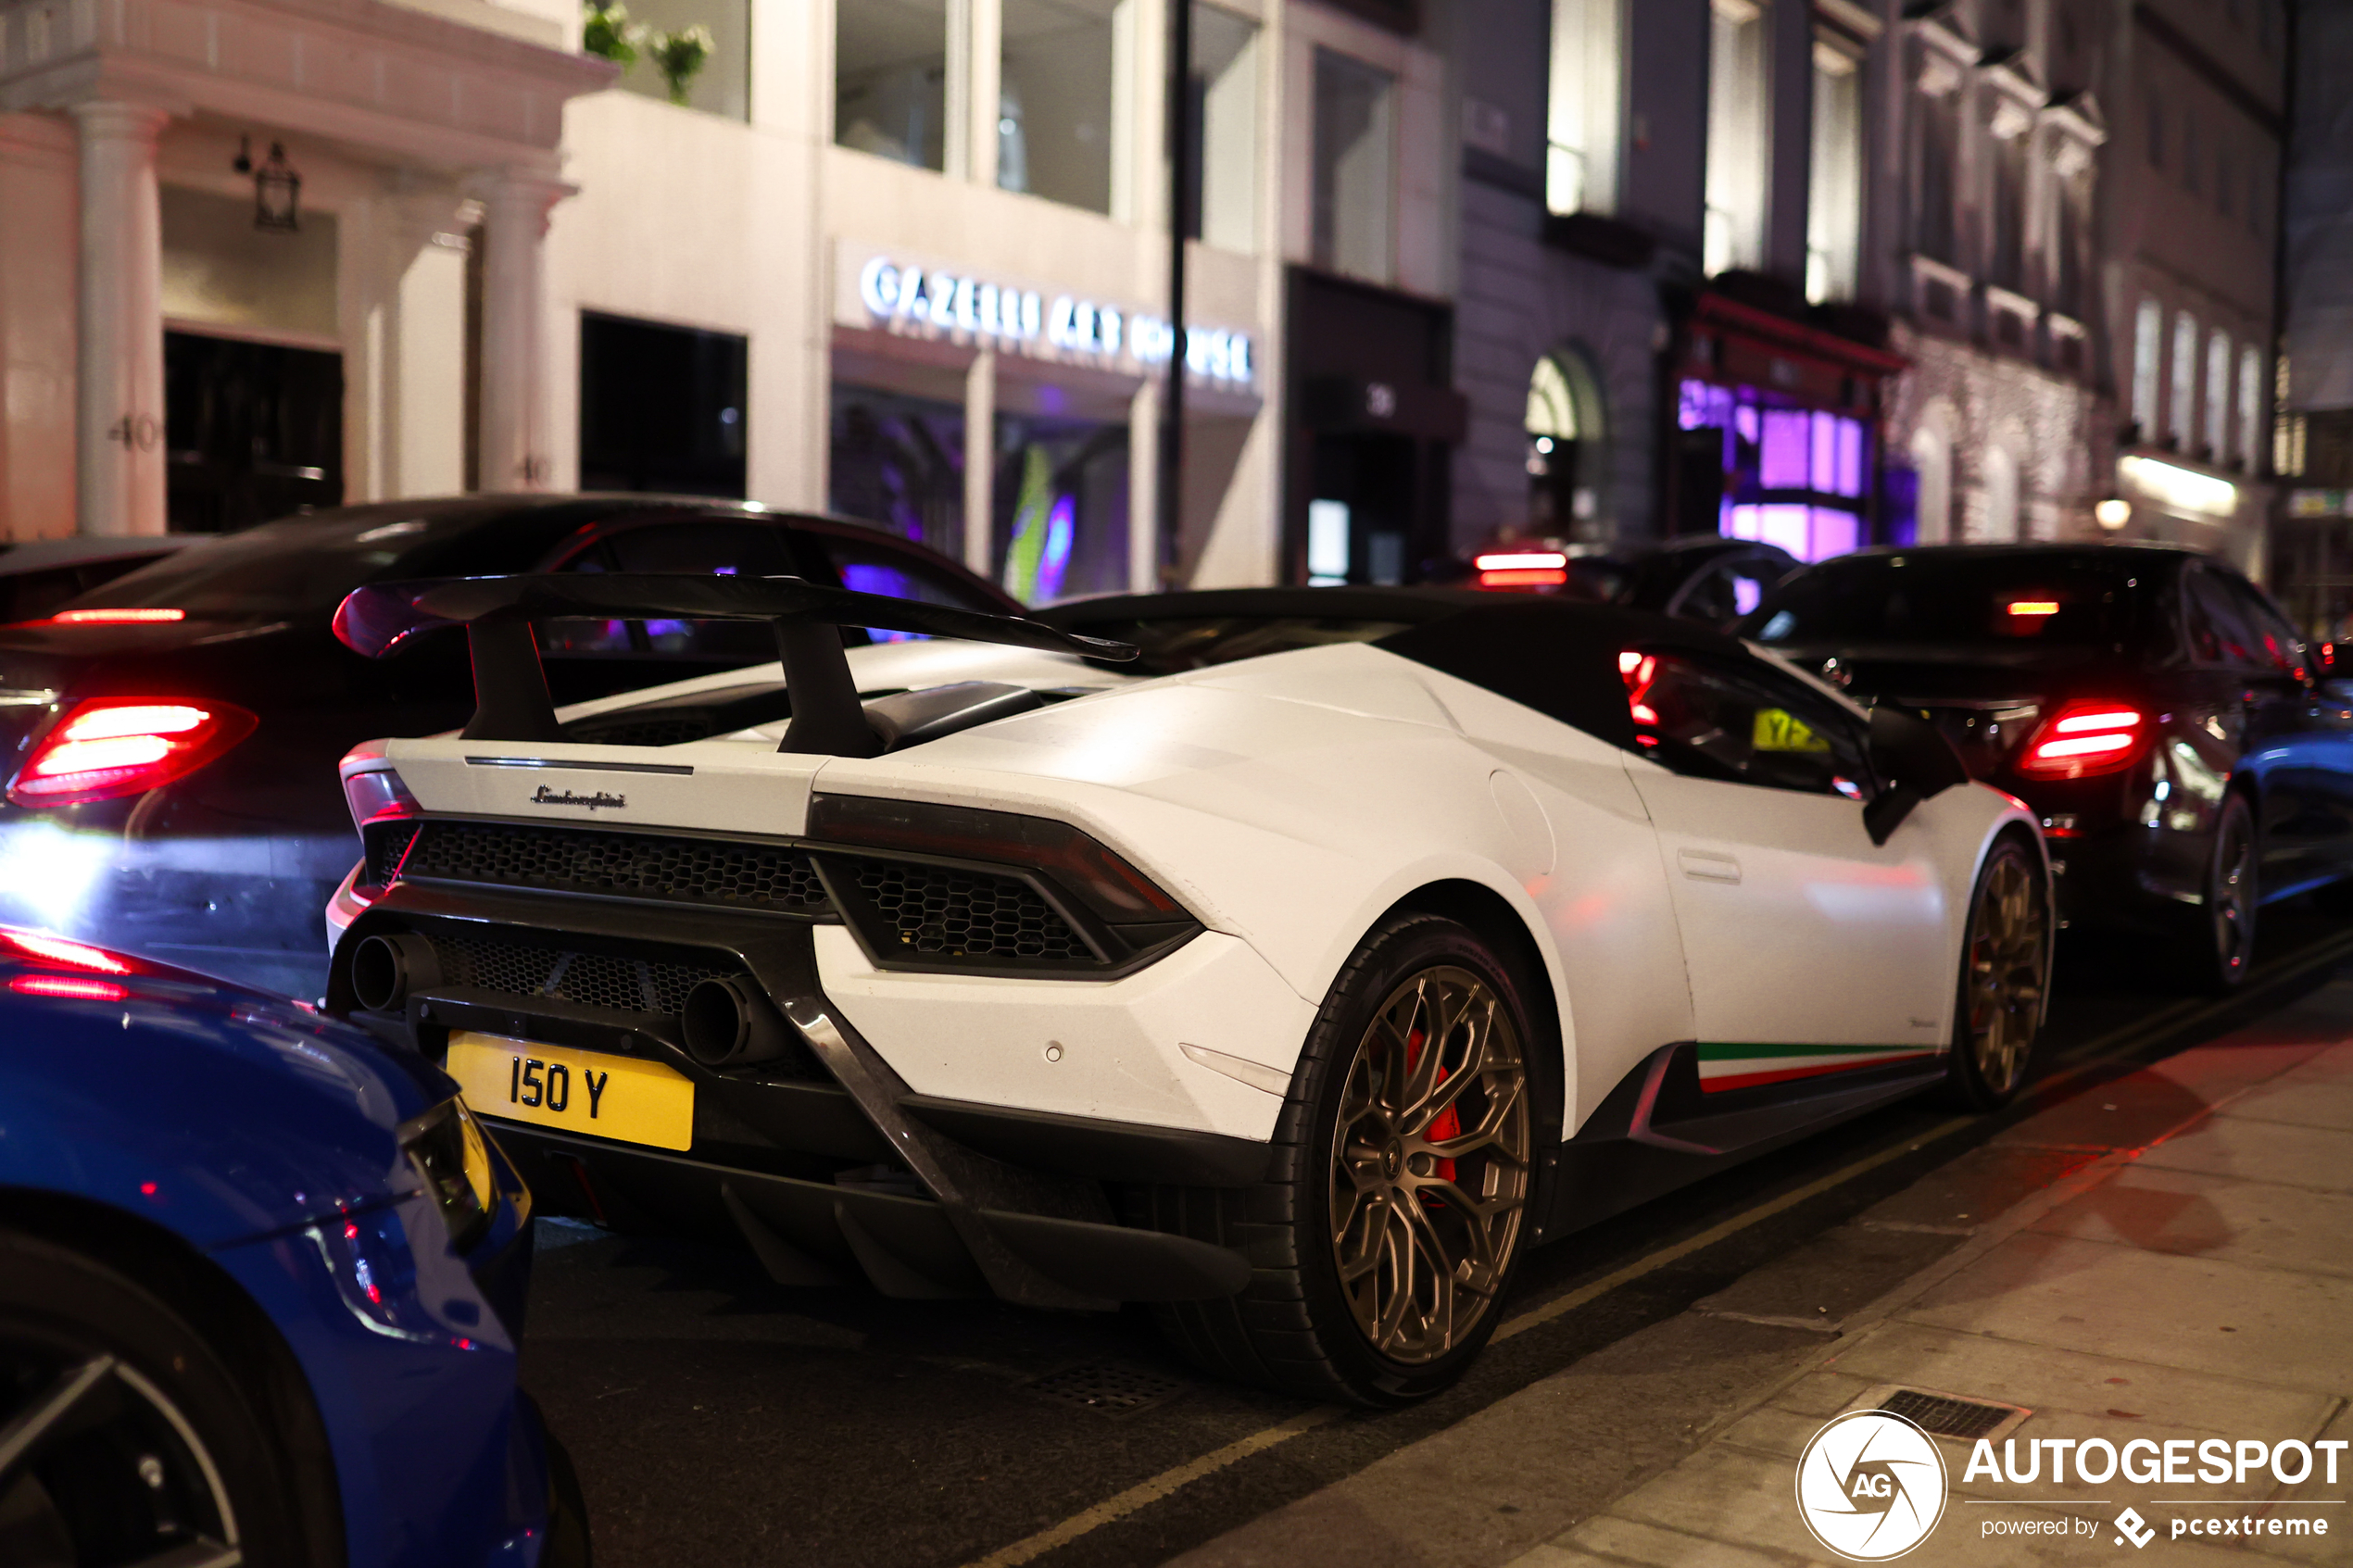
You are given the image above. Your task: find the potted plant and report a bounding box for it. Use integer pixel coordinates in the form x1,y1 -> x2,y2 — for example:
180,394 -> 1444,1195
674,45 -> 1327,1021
647,24 -> 715,107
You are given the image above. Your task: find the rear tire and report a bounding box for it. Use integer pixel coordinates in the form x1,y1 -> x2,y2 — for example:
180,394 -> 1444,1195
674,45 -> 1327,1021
1944,835 -> 2050,1111
1139,914 -> 1540,1406
0,1230 -> 309,1568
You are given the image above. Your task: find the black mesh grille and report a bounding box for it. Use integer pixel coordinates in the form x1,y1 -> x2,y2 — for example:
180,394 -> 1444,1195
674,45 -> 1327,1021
432,931 -> 728,1016
561,717 -> 714,747
396,821 -> 829,915
848,859 -> 1093,962
365,822 -> 422,888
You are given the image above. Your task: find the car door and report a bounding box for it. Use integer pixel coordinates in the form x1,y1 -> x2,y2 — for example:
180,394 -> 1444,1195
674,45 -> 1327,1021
2218,568 -> 2353,885
1620,647 -> 1953,1089
2183,564 -> 2333,890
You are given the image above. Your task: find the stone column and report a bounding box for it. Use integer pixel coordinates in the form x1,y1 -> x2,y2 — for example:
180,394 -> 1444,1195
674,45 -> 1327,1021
72,101 -> 170,536
472,170 -> 572,492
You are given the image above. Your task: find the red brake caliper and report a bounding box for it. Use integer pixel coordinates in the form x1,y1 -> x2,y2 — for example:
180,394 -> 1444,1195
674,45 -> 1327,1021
1403,1025 -> 1460,1196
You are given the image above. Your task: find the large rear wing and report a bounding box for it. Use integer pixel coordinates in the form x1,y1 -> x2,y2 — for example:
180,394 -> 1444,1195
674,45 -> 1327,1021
333,573 -> 1137,757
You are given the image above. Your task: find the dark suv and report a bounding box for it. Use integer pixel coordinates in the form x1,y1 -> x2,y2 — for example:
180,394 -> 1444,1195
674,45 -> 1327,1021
0,495 -> 1016,996
1744,544 -> 2353,988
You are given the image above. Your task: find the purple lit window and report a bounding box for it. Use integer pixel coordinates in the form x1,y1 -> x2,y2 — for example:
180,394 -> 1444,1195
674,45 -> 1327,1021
1835,418 -> 1865,498
1808,507 -> 1861,559
1759,410 -> 1810,489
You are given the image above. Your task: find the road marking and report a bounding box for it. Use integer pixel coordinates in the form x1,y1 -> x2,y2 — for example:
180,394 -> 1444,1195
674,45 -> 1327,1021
960,931 -> 2353,1567
960,1406 -> 1343,1568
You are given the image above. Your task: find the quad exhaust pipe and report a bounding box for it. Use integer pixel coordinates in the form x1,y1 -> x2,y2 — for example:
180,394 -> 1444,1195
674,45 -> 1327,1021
350,933 -> 440,1012
681,976 -> 796,1069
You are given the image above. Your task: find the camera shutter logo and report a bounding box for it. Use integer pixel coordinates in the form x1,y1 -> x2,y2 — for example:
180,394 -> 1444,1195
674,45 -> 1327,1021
1794,1409 -> 1949,1561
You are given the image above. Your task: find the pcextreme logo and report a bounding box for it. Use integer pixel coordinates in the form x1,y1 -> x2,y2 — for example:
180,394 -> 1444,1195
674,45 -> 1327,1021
1796,1410 -> 1950,1561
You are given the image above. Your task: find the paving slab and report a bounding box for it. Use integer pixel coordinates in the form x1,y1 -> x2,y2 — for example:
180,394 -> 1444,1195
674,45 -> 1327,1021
2030,1166 -> 2353,1277
2135,1116 -> 2353,1194
1902,1231 -> 2353,1392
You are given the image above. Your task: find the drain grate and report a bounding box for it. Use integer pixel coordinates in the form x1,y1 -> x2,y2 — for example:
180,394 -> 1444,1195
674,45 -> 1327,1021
1025,1361 -> 1191,1418
1878,1388 -> 2027,1440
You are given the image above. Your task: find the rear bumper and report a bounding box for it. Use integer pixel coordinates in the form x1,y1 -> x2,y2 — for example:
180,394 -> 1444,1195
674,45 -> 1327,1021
333,885 -> 1258,1311
2042,822 -> 2207,934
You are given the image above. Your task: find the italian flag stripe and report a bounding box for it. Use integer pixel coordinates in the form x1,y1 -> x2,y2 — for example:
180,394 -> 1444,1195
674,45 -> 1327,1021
1697,1045 -> 1941,1094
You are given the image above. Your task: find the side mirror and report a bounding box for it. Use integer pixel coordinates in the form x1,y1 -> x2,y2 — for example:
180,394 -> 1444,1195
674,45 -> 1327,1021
1862,705 -> 1969,847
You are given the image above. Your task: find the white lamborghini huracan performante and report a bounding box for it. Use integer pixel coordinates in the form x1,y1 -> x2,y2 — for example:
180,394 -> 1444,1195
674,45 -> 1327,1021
324,577 -> 2050,1405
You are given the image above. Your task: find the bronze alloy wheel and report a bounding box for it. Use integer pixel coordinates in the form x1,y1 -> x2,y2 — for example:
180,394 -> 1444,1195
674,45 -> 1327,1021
1327,965 -> 1533,1365
1962,844 -> 2048,1101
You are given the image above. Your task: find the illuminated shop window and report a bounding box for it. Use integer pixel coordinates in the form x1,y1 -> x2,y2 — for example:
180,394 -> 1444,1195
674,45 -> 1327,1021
1678,379 -> 1867,562
994,401 -> 1129,603
835,0 -> 948,164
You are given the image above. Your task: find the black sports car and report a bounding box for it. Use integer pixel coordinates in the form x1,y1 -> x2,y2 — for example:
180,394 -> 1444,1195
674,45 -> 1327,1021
0,495 -> 1016,996
1744,543 -> 2353,987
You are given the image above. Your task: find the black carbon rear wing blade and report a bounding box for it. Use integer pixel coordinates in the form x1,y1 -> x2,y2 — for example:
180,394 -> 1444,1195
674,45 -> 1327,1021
333,573 -> 1136,756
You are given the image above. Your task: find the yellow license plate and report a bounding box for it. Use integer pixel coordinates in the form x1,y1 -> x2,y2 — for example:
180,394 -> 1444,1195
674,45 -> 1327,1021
445,1032 -> 695,1152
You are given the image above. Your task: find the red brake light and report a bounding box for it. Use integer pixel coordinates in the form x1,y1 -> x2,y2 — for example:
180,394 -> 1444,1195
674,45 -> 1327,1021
1478,568 -> 1570,589
0,927 -> 132,972
2018,701 -> 2147,780
37,608 -> 185,625
7,696 -> 258,807
9,974 -> 130,1000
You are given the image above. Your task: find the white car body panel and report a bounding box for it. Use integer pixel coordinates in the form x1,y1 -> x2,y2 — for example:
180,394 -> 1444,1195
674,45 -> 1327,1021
813,924 -> 1314,1140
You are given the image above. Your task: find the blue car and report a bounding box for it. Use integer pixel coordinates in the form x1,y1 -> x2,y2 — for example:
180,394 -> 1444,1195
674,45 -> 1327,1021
0,925 -> 587,1567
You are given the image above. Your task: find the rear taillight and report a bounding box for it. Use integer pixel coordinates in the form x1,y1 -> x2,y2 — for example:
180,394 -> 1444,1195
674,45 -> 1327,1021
10,974 -> 130,1001
13,608 -> 187,626
0,927 -> 131,972
2017,701 -> 2147,780
6,697 -> 258,807
343,765 -> 423,834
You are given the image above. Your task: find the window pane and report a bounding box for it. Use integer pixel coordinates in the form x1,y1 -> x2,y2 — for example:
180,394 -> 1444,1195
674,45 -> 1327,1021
1627,652 -> 1866,797
614,0 -> 749,120
2239,345 -> 2264,467
2171,312 -> 2200,447
1000,0 -> 1116,215
2133,298 -> 2162,432
2207,330 -> 2232,459
1548,0 -> 1621,215
829,383 -> 966,565
836,0 -> 949,169
1806,44 -> 1861,301
1189,4 -> 1259,252
1705,0 -> 1769,274
578,313 -> 748,497
1312,49 -> 1394,282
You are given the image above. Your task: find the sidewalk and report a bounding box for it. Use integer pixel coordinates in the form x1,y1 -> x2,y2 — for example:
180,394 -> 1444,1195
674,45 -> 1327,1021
1172,979 -> 2353,1568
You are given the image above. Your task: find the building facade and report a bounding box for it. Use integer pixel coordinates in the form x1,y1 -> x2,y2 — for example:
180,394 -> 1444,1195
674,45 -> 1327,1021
1,0 -> 1464,602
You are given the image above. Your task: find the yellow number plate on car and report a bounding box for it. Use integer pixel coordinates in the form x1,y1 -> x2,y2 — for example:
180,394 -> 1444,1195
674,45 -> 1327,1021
445,1031 -> 695,1152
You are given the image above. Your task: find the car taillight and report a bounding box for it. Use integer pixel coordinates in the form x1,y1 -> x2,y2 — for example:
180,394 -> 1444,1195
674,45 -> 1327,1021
2017,701 -> 2147,780
343,765 -> 423,834
0,927 -> 132,972
806,792 -> 1186,923
6,696 -> 258,807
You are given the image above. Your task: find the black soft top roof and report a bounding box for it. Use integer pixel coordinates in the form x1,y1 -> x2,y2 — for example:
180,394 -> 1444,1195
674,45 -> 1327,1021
1376,597 -> 1751,751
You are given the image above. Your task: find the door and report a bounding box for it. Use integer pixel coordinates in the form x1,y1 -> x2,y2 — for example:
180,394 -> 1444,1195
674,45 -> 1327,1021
2184,565 -> 2337,891
2216,568 -> 2353,886
163,331 -> 344,532
1621,648 -> 1952,1091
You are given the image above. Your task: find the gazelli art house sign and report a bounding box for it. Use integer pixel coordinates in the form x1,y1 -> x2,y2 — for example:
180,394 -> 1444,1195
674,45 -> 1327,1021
836,242 -> 1257,392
